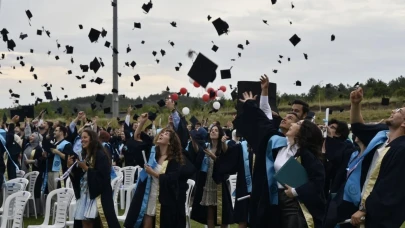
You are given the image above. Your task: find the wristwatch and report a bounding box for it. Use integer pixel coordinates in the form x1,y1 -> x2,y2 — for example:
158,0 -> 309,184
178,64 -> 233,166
359,204 -> 366,213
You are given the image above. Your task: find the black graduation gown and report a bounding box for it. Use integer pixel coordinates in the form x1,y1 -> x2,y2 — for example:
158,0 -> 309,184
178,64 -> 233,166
123,144 -> 186,228
189,144 -> 234,226
70,149 -> 120,228
23,145 -> 46,198
213,142 -> 253,224
323,123 -> 388,228
5,130 -> 21,180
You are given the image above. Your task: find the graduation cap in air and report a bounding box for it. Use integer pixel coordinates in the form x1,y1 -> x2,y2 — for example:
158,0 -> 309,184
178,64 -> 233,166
290,34 -> 301,46
44,91 -> 53,100
112,88 -> 118,93
65,45 -> 74,54
134,104 -> 143,109
134,22 -> 141,29
166,86 -> 170,92
189,116 -> 199,125
133,113 -> 140,121
271,0 -> 277,4
175,66 -> 180,71
278,60 -> 282,64
90,57 -> 101,73
156,59 -> 160,64
130,82 -> 134,87
291,2 -> 295,8
1,28 -> 9,41
170,21 -> 177,27
168,40 -> 175,47
95,94 -> 105,103
11,93 -> 20,98
127,45 -> 131,53
79,24 -> 83,29
88,28 -> 101,43
101,28 -> 107,38
212,18 -> 229,36
94,77 -> 103,84
30,66 -> 35,72
161,49 -> 166,56
111,1 -> 117,7
125,62 -> 130,67
26,10 -> 33,23
381,98 -> 389,106
31,92 -> 34,96
353,82 -> 360,87
67,70 -> 72,75
80,65 -> 89,72
55,56 -> 59,60
130,61 -> 136,68
263,20 -> 268,25
238,53 -> 242,57
134,74 -> 140,81
103,107 -> 111,114
81,84 -> 86,89
7,40 -> 16,51
45,30 -> 51,37
237,44 -> 244,50
295,80 -> 302,86
141,40 -> 145,44
56,107 -> 63,115
237,81 -> 278,114
288,57 -> 291,61
20,61 -> 25,67
220,67 -> 232,79
152,51 -> 157,56
142,1 -> 153,13
303,53 -> 308,60
19,33 -> 28,40
207,15 -> 212,21
148,111 -> 158,121
157,99 -> 165,108
212,44 -> 219,52
37,29 -> 42,36
91,102 -> 97,110
331,34 -> 336,41
64,95 -> 68,98
187,53 -> 218,88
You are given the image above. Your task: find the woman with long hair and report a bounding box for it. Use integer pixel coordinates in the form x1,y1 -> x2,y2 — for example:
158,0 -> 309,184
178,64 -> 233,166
190,125 -> 234,228
124,113 -> 186,228
68,129 -> 120,228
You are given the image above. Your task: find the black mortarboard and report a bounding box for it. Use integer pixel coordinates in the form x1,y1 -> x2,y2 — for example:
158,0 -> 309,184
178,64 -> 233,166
170,21 -> 177,27
166,86 -> 170,92
94,77 -> 103,84
289,34 -> 301,46
96,94 -> 105,103
141,40 -> 145,44
125,62 -> 130,67
208,15 -> 212,21
103,107 -> 111,114
81,84 -> 86,89
187,92 -> 190,97
326,83 -> 332,89
112,88 -> 118,93
156,59 -> 160,64
237,44 -> 244,50
88,28 -> 101,42
64,95 -> 68,98
169,41 -> 175,47
20,61 -> 25,67
152,51 -> 157,56
112,2 -> 117,7
134,74 -> 140,81
175,66 -> 180,71
161,49 -> 166,56
278,60 -> 282,64
30,49 -> 34,53
44,91 -> 52,100
354,82 -> 360,87
288,57 -> 291,61
91,102 -> 97,110
231,89 -> 237,100
331,34 -> 335,41
19,33 -> 28,40
37,29 -> 42,35
47,51 -> 51,55
9,89 -> 13,94
90,57 -> 101,73
263,20 -> 268,25
187,53 -> 218,88
134,104 -> 143,109
100,61 -> 105,67
101,28 -> 107,38
212,45 -> 218,52
303,53 -> 308,60
21,105 -> 34,118
142,1 -> 153,13
31,92 -> 34,96
134,22 -> 141,29
127,45 -> 131,53
45,30 -> 51,37
79,24 -> 83,29
295,80 -> 302,86
220,69 -> 231,79
113,48 -> 118,54
189,116 -> 198,125
212,18 -> 229,36
236,81 -> 278,115
133,114 -> 140,121
26,10 -> 33,21
130,61 -> 136,68
105,41 -> 111,48
46,86 -> 51,91
328,109 -> 333,115
271,0 -> 277,4
381,98 -> 389,106
65,45 -> 74,54
55,56 -> 59,60
30,66 -> 35,72
339,108 -> 344,113
157,99 -> 165,107
148,111 -> 157,121
291,2 -> 294,8
11,93 -> 20,98
7,40 -> 16,51
131,82 -> 134,87
56,107 -> 63,115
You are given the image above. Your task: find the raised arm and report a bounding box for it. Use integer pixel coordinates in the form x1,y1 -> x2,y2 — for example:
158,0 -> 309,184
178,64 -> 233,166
134,113 -> 148,141
260,74 -> 273,120
350,87 -> 365,124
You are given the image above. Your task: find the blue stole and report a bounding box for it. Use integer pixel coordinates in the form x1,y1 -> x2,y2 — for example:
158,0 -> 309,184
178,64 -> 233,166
265,135 -> 288,205
73,135 -> 82,155
240,141 -> 252,193
200,143 -> 210,173
102,142 -> 118,180
53,140 -> 69,172
343,130 -> 388,206
134,146 -> 157,228
0,129 -> 20,172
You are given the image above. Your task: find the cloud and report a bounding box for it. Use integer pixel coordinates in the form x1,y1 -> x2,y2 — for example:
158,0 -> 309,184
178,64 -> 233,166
0,0 -> 404,108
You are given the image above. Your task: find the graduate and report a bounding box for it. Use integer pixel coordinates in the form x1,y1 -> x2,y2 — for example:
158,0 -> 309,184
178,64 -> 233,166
68,129 -> 120,228
124,113 -> 187,228
347,87 -> 405,227
234,91 -> 326,228
190,124 -> 234,228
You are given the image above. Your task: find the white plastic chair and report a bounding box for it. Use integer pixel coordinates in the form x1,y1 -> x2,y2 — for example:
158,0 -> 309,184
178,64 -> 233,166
119,166 -> 137,209
23,171 -> 39,218
117,184 -> 136,222
112,166 -> 122,177
66,177 -> 73,189
111,175 -> 123,215
0,191 -> 31,228
27,188 -> 74,228
52,177 -> 76,224
227,174 -> 237,207
185,179 -> 195,228
0,179 -> 29,214
15,170 -> 25,179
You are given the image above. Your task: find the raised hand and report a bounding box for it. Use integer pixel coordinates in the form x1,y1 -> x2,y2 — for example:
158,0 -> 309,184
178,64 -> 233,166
350,87 -> 363,105
239,91 -> 257,103
260,74 -> 269,90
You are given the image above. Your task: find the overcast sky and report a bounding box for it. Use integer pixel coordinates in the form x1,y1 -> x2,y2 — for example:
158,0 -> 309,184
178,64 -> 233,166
0,0 -> 404,108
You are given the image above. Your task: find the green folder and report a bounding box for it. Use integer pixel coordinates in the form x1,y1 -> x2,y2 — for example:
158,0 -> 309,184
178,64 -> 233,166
274,157 -> 308,188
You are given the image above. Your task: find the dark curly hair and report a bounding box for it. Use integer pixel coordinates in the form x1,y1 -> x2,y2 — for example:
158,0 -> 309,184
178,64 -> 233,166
153,128 -> 184,165
295,120 -> 323,159
82,129 -> 111,168
207,125 -> 226,156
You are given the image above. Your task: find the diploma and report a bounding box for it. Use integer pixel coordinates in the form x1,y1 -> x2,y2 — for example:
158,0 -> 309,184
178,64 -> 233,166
323,108 -> 329,138
237,195 -> 250,201
142,150 -> 147,165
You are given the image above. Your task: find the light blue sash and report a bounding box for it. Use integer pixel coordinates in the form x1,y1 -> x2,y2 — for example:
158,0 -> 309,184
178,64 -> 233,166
73,135 -> 82,154
201,143 -> 210,172
102,142 -> 118,180
240,141 -> 252,193
0,129 -> 20,172
52,140 -> 69,172
265,135 -> 287,205
134,146 -> 157,228
343,130 -> 388,206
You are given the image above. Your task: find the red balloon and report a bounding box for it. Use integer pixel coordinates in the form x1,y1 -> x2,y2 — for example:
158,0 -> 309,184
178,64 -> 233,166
202,94 -> 209,102
171,93 -> 179,101
193,81 -> 200,88
219,86 -> 227,92
180,87 -> 187,95
207,87 -> 214,93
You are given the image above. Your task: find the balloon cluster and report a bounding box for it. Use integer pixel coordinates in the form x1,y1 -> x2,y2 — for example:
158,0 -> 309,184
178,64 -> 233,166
202,86 -> 226,102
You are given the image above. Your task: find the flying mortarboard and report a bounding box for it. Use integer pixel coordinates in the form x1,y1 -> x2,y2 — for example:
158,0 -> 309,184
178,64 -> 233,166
7,40 -> 16,51
187,53 -> 218,88
127,45 -> 131,53
237,81 -> 278,114
331,34 -> 336,41
220,68 -> 232,79
88,28 -> 101,43
212,18 -> 229,36
30,66 -> 35,72
295,80 -> 302,86
65,45 -> 74,54
112,88 -> 118,93
67,70 -> 72,74
105,41 -> 111,48
160,49 -> 166,56
381,98 -> 389,106
134,74 -> 140,81
291,2 -> 295,8
81,84 -> 86,89
130,61 -> 136,68
212,45 -> 219,52
55,56 -> 59,60
207,15 -> 212,21
101,28 -> 107,38
134,22 -> 141,29
152,51 -> 157,56
142,1 -> 153,13
237,44 -> 244,50
289,34 -> 301,46
303,53 -> 308,60
95,94 -> 105,103
189,116 -> 199,125
26,10 -> 33,22
157,99 -> 165,107
148,111 -> 157,121
90,57 -> 101,73
44,91 -> 53,100
170,21 -> 177,27
79,24 -> 83,29
103,107 -> 111,114
19,33 -> 28,40
94,77 -> 103,84
64,95 -> 68,98
169,41 -> 175,47
141,40 -> 145,44
37,29 -> 42,35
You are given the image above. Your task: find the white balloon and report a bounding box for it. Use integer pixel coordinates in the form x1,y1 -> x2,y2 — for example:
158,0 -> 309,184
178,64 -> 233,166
182,107 -> 190,115
189,78 -> 194,84
216,90 -> 224,97
213,101 -> 221,110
